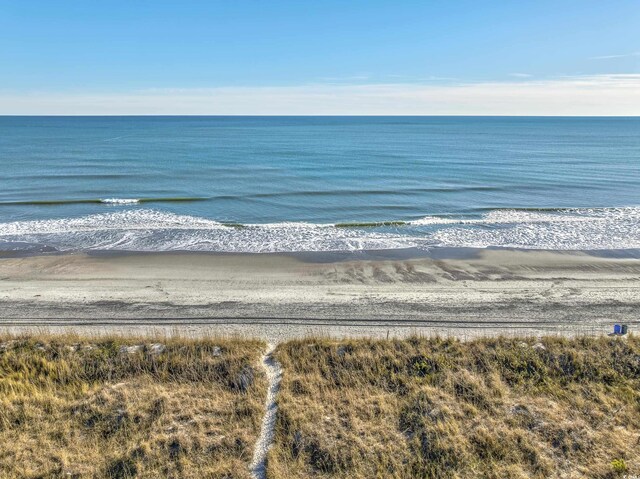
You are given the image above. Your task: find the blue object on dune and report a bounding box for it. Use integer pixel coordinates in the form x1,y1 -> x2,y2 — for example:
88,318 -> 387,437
613,324 -> 622,334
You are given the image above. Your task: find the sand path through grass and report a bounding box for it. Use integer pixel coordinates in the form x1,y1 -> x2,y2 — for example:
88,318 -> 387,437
250,343 -> 283,479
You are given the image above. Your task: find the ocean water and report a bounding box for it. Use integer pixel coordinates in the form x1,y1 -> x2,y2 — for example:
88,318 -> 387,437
1,116 -> 639,254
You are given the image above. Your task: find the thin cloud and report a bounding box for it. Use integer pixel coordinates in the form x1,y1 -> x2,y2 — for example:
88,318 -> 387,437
590,52 -> 640,60
318,74 -> 370,82
1,74 -> 638,116
385,75 -> 459,82
509,73 -> 532,78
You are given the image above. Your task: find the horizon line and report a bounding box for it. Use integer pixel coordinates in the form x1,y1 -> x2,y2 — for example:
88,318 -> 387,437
1,114 -> 639,118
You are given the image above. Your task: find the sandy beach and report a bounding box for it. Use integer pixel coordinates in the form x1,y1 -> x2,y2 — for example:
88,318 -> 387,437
1,249 -> 638,342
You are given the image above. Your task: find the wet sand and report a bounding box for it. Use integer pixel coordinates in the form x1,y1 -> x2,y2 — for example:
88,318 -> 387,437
0,249 -> 638,342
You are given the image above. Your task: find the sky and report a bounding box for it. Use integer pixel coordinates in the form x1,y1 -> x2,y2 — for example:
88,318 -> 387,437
0,1 -> 639,115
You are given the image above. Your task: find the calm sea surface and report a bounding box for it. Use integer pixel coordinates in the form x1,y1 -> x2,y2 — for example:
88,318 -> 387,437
1,116 -> 639,253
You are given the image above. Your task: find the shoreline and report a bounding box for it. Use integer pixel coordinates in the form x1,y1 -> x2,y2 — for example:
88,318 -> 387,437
3,245 -> 640,261
1,248 -> 639,342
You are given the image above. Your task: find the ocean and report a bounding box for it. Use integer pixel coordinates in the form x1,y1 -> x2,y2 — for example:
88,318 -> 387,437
1,116 -> 639,254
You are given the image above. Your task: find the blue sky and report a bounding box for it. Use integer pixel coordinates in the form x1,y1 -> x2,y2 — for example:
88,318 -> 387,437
1,1 -> 639,114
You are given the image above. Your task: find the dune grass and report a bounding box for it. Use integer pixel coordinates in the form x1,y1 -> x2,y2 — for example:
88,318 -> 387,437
0,334 -> 266,479
269,336 -> 640,479
2,333 -> 638,478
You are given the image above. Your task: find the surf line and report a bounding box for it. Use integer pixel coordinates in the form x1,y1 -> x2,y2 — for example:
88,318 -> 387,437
0,197 -> 209,206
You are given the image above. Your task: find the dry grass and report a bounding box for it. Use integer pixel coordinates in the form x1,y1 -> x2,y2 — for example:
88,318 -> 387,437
0,334 -> 266,479
2,333 -> 639,478
269,336 -> 640,479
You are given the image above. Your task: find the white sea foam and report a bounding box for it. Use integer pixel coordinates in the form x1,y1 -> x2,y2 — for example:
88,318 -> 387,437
409,207 -> 638,226
0,210 -> 420,253
429,207 -> 640,250
100,198 -> 140,204
0,207 -> 639,253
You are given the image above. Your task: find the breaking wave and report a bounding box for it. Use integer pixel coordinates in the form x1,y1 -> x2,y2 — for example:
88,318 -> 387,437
0,197 -> 208,206
0,210 -> 421,253
0,207 -> 638,253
